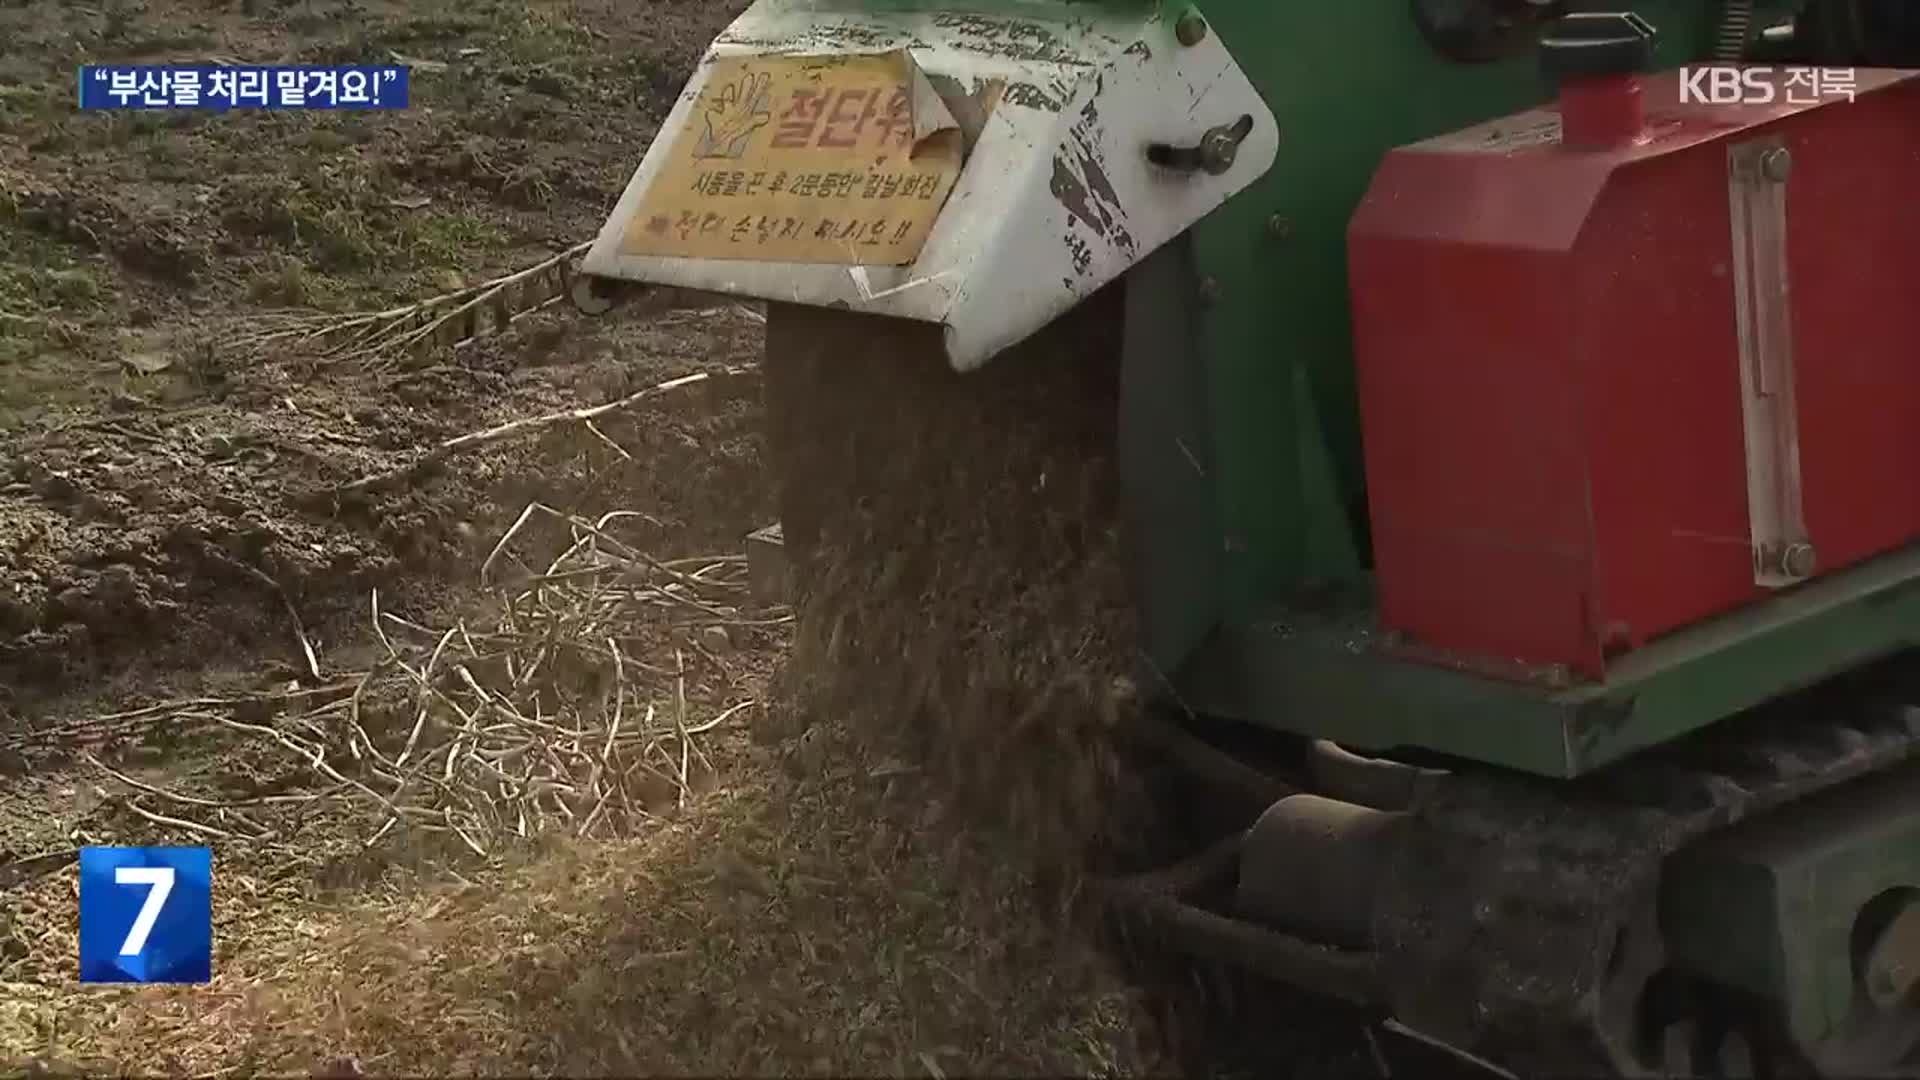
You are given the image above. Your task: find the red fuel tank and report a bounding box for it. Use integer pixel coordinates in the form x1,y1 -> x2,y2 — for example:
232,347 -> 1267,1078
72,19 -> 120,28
1348,67 -> 1920,682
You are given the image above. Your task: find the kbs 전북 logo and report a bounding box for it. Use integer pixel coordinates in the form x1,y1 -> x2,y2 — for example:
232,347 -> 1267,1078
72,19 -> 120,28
77,846 -> 213,984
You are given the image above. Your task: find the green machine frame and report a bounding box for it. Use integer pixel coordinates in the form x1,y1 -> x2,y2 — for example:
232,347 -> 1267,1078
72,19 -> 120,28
1105,6 -> 1920,1053
1107,0 -> 1920,778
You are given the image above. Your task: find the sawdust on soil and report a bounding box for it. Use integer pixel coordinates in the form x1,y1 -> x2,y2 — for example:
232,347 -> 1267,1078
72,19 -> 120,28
8,756 -> 1155,1076
2,1 -> 1176,1075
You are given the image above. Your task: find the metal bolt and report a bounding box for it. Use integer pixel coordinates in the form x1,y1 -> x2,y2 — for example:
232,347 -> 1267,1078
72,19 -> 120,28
1197,127 -> 1240,174
1174,10 -> 1208,46
1782,542 -> 1817,578
1198,275 -> 1222,306
1759,146 -> 1793,182
1266,214 -> 1293,241
1863,900 -> 1920,1011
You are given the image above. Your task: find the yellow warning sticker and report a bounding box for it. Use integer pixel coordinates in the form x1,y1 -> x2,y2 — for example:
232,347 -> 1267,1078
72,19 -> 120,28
619,51 -> 966,266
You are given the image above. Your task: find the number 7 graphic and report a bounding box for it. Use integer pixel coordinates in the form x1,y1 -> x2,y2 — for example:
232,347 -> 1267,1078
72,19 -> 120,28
78,846 -> 213,984
115,866 -> 175,956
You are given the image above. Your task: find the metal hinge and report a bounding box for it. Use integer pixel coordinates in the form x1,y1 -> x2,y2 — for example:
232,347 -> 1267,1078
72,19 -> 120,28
1727,137 -> 1814,587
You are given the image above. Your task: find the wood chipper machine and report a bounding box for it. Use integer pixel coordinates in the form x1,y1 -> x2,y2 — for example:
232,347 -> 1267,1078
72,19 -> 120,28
571,0 -> 1920,1074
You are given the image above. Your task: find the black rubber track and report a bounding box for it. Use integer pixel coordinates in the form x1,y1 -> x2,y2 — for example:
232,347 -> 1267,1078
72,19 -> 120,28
1383,673 -> 1920,1076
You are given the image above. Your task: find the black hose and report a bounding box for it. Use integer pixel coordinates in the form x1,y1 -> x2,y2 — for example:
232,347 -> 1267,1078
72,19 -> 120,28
1130,709 -> 1297,810
1306,740 -> 1438,812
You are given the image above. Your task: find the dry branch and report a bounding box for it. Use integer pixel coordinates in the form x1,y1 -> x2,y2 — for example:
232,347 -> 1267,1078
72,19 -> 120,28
333,367 -> 749,497
233,241 -> 593,365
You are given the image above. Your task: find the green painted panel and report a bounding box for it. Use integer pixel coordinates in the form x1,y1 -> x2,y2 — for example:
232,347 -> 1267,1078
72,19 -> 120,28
1120,237 -> 1227,676
1191,543 -> 1920,778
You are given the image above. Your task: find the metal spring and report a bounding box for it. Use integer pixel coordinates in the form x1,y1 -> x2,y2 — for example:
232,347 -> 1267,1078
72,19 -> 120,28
1716,0 -> 1756,60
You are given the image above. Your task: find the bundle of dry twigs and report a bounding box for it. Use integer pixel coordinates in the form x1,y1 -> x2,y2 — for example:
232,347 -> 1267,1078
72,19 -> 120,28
230,240 -> 757,371
57,501 -> 788,862
233,242 -> 594,367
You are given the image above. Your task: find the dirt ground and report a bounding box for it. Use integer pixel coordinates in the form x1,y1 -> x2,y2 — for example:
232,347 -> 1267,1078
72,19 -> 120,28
0,0 -> 1190,1074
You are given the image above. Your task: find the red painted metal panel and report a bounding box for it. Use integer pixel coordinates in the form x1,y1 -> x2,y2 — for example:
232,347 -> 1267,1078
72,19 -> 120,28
1348,68 -> 1920,681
